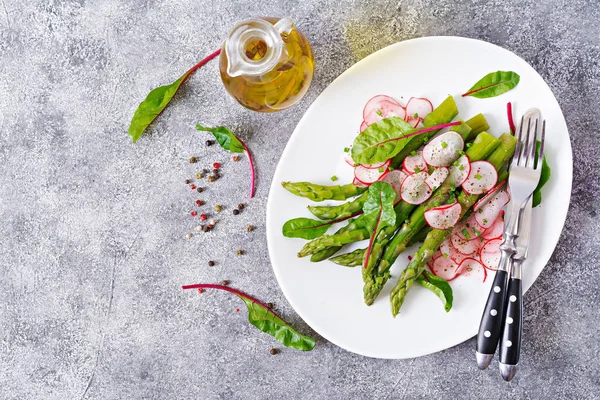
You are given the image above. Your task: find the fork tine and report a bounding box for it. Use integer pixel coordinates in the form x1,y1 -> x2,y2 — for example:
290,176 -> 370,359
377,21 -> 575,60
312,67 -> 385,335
520,118 -> 532,167
512,116 -> 525,168
536,120 -> 546,170
526,117 -> 539,169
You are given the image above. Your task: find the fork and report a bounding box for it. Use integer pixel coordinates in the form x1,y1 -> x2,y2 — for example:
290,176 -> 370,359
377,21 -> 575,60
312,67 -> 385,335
475,108 -> 546,370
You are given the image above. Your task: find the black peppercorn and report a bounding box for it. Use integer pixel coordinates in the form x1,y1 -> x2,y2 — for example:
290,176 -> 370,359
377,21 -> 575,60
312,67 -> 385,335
208,261 -> 215,267
233,209 -> 240,215
269,348 -> 278,355
221,280 -> 229,286
206,140 -> 214,146
185,179 -> 191,184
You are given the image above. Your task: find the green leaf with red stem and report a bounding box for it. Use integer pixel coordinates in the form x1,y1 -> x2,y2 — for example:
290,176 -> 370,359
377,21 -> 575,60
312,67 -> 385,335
195,124 -> 256,198
351,118 -> 462,164
461,71 -> 520,98
128,49 -> 221,143
282,213 -> 358,240
360,181 -> 397,269
182,284 -> 316,351
415,270 -> 453,312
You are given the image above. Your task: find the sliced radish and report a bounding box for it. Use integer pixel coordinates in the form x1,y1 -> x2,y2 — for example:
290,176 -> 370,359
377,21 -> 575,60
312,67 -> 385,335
378,169 -> 407,195
344,147 -> 356,166
406,117 -> 423,128
363,95 -> 406,124
452,215 -> 484,241
440,239 -> 453,259
462,160 -> 498,195
361,159 -> 391,170
402,151 -> 427,174
432,250 -> 444,260
360,121 -> 368,132
475,189 -> 510,229
424,202 -> 462,230
353,177 -> 369,188
400,172 -> 432,204
431,256 -> 460,281
451,233 -> 480,255
447,155 -> 471,187
480,238 -> 502,270
425,167 -> 449,191
456,258 -> 487,282
473,180 -> 507,211
482,213 -> 504,240
354,164 -> 386,184
406,97 -> 433,120
422,131 -> 465,167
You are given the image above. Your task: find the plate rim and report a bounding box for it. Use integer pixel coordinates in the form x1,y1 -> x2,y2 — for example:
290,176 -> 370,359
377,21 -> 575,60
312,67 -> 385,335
266,35 -> 573,359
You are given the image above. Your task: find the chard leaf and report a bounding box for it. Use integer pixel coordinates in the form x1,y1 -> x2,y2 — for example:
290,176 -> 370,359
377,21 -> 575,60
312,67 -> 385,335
196,124 -> 245,153
416,270 -> 454,312
462,71 -> 520,98
361,182 -> 397,268
351,117 -> 416,164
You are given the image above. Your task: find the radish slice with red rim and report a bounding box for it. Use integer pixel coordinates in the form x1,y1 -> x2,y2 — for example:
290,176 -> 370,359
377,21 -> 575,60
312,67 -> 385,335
361,159 -> 391,170
402,151 -> 427,174
462,160 -> 498,195
431,256 -> 460,281
424,202 -> 462,230
344,147 -> 356,167
480,238 -> 502,270
353,177 -> 369,188
422,131 -> 465,167
456,258 -> 487,282
378,169 -> 407,195
425,167 -> 449,191
447,155 -> 471,187
354,164 -> 387,184
400,171 -> 432,204
482,213 -> 504,240
452,215 -> 484,241
451,233 -> 480,255
440,239 -> 453,259
360,121 -> 368,132
474,188 -> 510,229
406,117 -> 423,128
406,97 -> 433,120
473,180 -> 507,211
363,95 -> 406,124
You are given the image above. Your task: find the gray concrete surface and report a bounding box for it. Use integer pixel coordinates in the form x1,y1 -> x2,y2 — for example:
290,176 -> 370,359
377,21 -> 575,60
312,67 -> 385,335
1,0 -> 598,399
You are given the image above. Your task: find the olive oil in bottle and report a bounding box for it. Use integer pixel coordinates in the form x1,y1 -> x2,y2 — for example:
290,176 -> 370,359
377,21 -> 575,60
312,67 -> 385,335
220,17 -> 314,112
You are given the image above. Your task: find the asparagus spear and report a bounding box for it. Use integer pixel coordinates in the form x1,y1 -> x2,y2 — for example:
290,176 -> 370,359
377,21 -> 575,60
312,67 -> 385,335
282,182 -> 366,202
389,135 -> 517,316
297,201 -> 414,257
364,132 -> 511,305
309,223 -> 352,262
307,192 -> 368,220
330,248 -> 365,267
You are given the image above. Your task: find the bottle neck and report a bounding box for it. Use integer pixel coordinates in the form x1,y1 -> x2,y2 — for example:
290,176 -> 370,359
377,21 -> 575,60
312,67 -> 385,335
225,18 -> 290,78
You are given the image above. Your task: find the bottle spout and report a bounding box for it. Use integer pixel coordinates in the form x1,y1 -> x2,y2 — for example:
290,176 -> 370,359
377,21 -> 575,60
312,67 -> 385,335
274,17 -> 294,37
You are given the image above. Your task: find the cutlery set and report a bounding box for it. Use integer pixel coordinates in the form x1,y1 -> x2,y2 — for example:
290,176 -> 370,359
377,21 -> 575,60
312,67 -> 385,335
476,109 -> 546,381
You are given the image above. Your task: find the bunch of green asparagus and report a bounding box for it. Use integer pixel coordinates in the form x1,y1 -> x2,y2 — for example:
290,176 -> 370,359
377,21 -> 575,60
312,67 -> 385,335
281,96 -> 517,316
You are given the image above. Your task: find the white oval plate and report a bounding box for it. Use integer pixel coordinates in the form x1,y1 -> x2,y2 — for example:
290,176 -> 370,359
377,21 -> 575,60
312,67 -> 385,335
266,37 -> 572,359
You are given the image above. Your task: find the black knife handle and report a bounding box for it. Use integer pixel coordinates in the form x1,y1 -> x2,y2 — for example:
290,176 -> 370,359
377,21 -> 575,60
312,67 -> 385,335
499,277 -> 523,366
477,270 -> 509,356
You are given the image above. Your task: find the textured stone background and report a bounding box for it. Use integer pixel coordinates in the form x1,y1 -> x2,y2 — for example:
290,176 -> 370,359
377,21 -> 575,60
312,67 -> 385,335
0,0 -> 599,399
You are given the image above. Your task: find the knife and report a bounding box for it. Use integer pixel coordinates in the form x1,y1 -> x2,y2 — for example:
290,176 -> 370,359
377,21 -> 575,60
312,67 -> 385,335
498,196 -> 533,381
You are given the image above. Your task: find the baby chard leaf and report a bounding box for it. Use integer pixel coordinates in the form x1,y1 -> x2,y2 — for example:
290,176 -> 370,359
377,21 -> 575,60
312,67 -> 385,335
182,284 -> 315,351
351,117 -> 416,164
282,217 -> 334,240
196,125 -> 245,153
128,49 -> 221,143
416,270 -> 454,312
361,182 -> 397,269
461,71 -> 520,98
